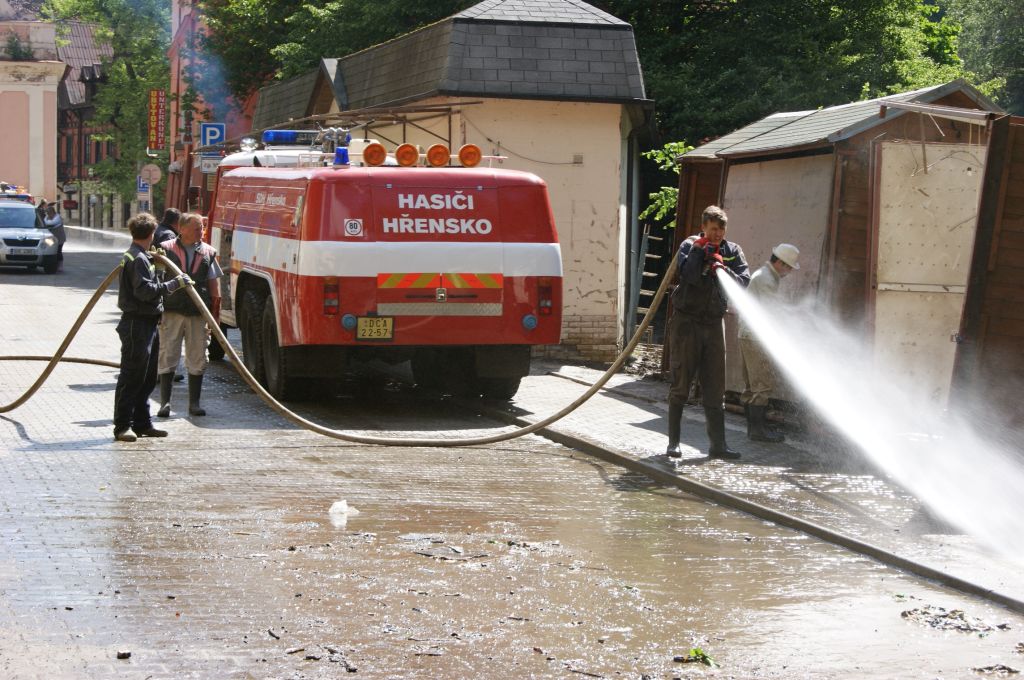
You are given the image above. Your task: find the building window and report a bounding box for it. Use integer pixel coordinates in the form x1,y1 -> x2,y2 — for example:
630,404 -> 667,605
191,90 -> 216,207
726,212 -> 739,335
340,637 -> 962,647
84,140 -> 91,164
94,140 -> 103,162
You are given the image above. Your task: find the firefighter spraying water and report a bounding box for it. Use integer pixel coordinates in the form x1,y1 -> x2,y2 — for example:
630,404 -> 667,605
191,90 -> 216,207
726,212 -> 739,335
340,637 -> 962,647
665,206 -> 750,460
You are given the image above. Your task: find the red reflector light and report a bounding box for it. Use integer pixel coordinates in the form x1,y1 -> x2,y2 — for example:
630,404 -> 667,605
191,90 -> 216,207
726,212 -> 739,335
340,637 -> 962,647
324,277 -> 339,315
537,277 -> 553,316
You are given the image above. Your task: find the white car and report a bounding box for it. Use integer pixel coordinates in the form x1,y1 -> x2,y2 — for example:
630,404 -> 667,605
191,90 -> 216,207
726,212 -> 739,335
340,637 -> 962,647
0,199 -> 60,274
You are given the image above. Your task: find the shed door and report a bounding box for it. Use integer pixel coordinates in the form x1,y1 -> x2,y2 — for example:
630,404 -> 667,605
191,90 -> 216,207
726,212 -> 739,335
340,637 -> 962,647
721,153 -> 835,398
873,140 -> 986,406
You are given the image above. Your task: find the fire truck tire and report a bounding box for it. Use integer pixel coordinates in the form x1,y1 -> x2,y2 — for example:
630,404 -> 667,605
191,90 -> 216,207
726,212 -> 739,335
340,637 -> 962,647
476,377 -> 521,401
207,324 -> 229,361
261,303 -> 301,400
240,291 -> 266,383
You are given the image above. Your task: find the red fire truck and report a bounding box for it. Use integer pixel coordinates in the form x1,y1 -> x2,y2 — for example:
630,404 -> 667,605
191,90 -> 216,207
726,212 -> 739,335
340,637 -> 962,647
206,131 -> 562,400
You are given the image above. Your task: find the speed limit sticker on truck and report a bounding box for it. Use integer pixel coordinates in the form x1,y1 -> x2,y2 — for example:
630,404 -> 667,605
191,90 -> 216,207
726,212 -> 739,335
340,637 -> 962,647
344,219 -> 363,237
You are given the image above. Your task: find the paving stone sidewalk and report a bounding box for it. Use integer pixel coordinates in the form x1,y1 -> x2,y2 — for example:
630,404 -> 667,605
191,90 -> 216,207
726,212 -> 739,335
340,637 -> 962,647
504,358 -> 1024,607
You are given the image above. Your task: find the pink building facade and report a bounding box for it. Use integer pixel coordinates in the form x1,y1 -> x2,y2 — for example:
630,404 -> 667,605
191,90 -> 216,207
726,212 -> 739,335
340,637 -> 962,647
0,16 -> 66,201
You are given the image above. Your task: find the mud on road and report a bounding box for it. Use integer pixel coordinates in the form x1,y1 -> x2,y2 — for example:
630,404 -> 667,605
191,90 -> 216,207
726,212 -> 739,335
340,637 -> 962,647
1,234 -> 1023,678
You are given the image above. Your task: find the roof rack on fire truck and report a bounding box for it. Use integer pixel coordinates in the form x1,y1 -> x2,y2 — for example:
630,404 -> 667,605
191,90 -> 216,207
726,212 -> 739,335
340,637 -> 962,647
192,101 -> 492,166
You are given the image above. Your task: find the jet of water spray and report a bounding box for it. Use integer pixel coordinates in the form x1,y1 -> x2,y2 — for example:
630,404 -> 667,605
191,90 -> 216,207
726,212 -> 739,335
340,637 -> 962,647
717,270 -> 1024,557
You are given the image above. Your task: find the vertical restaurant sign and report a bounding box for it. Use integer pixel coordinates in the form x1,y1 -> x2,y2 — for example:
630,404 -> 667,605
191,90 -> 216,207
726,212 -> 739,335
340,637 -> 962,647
148,89 -> 167,150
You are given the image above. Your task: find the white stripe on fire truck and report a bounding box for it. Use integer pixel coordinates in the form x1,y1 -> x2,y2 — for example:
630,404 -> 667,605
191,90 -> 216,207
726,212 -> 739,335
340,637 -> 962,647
229,231 -> 563,278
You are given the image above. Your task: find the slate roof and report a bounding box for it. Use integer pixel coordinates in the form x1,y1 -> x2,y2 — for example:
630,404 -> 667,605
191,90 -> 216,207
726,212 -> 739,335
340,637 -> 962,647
683,80 -> 1000,161
254,0 -> 646,127
56,22 -> 112,109
251,70 -> 319,132
453,0 -> 627,26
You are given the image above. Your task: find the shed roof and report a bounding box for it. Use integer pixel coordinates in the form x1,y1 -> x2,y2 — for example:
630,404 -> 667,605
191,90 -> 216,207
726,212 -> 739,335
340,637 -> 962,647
683,80 -> 1000,161
254,0 -> 646,130
56,22 -> 112,109
251,70 -> 319,132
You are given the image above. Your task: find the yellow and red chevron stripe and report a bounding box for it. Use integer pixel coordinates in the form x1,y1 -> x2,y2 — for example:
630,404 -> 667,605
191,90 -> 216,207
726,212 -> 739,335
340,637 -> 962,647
377,273 -> 504,289
377,273 -> 440,289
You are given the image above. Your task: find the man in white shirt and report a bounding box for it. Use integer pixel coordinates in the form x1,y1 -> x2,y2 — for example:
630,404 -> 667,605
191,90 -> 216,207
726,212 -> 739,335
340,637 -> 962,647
738,243 -> 799,443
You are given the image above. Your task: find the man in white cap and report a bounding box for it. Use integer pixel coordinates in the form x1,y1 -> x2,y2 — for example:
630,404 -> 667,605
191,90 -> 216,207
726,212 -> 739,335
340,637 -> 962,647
738,243 -> 799,443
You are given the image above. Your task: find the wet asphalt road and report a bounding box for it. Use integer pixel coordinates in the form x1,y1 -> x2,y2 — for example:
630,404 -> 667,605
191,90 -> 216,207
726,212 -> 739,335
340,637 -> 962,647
1,228 -> 1023,679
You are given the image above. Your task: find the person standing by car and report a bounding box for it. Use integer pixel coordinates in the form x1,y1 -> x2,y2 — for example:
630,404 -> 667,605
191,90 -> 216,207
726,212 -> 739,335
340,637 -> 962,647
113,212 -> 192,443
155,213 -> 223,418
43,203 -> 66,271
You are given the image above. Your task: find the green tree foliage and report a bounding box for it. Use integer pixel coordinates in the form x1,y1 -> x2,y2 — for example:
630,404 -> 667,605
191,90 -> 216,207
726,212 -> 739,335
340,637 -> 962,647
638,142 -> 692,229
198,0 -> 473,86
271,1 -> 472,78
944,0 -> 1023,113
200,0 -> 307,101
600,0 -> 964,143
43,0 -> 170,197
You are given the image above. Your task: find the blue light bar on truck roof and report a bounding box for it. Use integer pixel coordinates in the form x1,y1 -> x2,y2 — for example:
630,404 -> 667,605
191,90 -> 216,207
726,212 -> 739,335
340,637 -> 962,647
261,130 -> 318,145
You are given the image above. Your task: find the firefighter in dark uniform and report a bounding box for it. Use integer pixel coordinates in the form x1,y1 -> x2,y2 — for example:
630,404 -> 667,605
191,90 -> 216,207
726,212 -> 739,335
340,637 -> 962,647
112,213 -> 192,442
666,205 -> 750,460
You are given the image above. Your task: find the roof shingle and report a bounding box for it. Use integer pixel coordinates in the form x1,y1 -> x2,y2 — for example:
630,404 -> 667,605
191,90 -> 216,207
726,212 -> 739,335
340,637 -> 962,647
55,21 -> 112,108
683,80 -> 1001,160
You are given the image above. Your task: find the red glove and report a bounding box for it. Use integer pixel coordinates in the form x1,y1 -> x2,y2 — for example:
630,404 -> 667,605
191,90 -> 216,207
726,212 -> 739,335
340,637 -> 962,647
693,237 -> 709,249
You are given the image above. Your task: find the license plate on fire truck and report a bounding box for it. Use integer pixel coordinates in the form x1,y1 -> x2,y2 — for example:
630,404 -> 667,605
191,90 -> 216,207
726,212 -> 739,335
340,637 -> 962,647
356,316 -> 394,341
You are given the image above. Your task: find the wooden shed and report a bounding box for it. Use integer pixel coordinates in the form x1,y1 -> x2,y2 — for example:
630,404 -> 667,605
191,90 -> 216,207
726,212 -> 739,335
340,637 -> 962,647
673,80 -> 1024,417
951,113 -> 1024,424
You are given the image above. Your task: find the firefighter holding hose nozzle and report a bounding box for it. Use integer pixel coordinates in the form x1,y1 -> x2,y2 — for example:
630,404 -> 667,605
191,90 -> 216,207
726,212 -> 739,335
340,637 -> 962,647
665,205 -> 750,460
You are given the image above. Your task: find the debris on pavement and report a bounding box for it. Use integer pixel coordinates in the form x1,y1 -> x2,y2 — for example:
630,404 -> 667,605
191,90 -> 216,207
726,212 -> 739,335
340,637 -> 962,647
971,664 -> 1020,676
901,605 -> 997,633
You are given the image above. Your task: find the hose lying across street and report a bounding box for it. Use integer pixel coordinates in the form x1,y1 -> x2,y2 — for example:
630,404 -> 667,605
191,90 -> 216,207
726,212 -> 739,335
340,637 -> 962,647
2,250 -> 1023,616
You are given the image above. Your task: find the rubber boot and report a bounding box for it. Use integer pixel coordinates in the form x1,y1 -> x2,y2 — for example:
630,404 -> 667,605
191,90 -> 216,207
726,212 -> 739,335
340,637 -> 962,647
156,373 -> 173,418
706,408 -> 741,460
188,374 -> 206,416
666,399 -> 684,458
748,404 -> 784,443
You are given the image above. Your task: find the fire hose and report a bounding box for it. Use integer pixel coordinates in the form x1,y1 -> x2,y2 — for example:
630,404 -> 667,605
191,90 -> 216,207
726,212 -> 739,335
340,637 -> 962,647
1,252 -> 678,447
3,250 -> 1024,616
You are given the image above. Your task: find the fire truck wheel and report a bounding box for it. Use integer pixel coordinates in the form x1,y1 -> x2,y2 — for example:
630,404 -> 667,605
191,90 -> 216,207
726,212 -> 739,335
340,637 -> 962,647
240,290 -> 266,384
476,377 -> 522,401
208,324 -> 229,361
261,302 -> 300,400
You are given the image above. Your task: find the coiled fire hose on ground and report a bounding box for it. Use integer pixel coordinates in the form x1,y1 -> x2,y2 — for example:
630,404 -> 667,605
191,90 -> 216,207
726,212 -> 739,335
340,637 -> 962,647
1,251 -> 679,448
4,248 -> 1024,615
